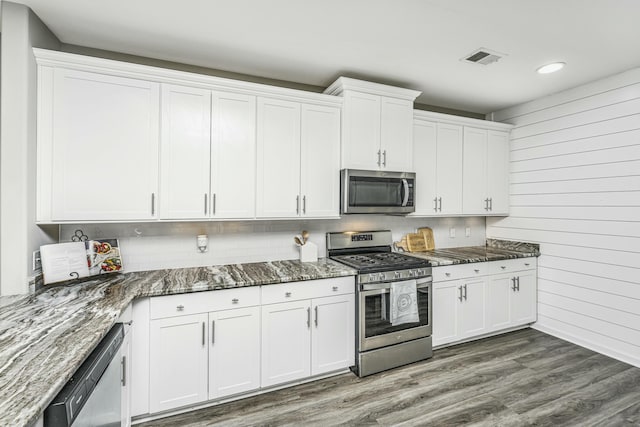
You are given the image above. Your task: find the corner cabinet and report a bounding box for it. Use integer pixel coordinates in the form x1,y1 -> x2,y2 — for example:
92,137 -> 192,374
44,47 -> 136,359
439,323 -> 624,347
324,77 -> 421,171
412,111 -> 512,217
432,258 -> 537,347
37,67 -> 160,221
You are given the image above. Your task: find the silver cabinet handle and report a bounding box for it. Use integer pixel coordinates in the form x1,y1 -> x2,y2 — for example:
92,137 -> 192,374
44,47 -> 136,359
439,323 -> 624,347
211,320 -> 215,344
463,284 -> 468,300
489,198 -> 493,211
458,286 -> 463,302
285,292 -> 292,298
501,266 -> 506,270
434,197 -> 438,212
314,306 -> 318,327
213,193 -> 216,215
307,307 -> 311,328
438,197 -> 442,212
516,276 -> 521,291
382,150 -> 387,167
202,321 -> 205,346
511,277 -> 517,291
332,286 -> 339,292
232,298 -> 239,304
474,269 -> 480,273
445,272 -> 451,277
296,195 -> 300,214
176,305 -> 184,311
151,193 -> 156,216
377,149 -> 381,167
484,198 -> 489,211
303,195 -> 306,214
524,263 -> 530,267
204,193 -> 208,216
121,355 -> 126,386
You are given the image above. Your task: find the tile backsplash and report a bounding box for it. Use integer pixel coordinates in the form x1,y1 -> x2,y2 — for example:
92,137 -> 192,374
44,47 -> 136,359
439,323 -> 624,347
60,216 -> 486,272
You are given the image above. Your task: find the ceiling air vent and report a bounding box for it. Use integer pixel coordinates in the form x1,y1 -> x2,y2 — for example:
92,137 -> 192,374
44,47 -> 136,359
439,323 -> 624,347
462,48 -> 505,66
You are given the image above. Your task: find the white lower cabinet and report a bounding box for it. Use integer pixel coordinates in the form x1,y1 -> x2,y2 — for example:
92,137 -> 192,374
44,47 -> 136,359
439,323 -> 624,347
209,306 -> 261,400
143,277 -> 354,416
433,258 -> 537,347
149,313 -> 209,413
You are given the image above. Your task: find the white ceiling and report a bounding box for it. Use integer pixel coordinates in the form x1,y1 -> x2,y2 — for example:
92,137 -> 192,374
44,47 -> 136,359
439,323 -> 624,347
11,0 -> 640,114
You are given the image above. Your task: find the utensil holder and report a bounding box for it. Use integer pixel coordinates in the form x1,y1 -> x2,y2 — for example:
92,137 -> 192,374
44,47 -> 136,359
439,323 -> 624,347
300,242 -> 318,262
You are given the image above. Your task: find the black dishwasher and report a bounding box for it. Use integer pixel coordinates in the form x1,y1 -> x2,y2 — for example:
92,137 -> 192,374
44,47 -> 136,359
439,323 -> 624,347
45,323 -> 124,427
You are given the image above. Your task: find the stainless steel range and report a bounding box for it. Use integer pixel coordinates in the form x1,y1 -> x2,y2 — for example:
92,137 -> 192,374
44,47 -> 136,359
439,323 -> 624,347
327,230 -> 433,377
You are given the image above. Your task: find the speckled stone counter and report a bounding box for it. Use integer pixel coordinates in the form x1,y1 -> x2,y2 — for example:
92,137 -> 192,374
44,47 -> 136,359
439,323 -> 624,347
406,239 -> 540,266
0,259 -> 356,427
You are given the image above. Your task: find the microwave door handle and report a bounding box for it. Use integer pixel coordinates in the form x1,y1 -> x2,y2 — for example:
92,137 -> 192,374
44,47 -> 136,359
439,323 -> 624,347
401,179 -> 410,207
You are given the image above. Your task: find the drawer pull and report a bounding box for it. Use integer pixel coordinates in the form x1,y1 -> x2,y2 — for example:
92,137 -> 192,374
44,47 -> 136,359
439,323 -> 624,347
176,305 -> 185,311
285,292 -> 292,298
474,269 -> 480,273
524,263 -> 530,267
332,286 -> 339,292
445,272 -> 451,277
231,298 -> 239,304
500,266 -> 506,270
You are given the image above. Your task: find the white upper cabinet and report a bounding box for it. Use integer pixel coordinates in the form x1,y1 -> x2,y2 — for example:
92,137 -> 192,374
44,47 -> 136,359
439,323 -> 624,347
160,84 -> 212,219
413,119 -> 463,215
38,67 -> 160,221
325,77 -> 420,171
257,97 -> 341,219
462,127 -> 510,215
256,97 -> 302,218
413,110 -> 511,217
211,92 -> 257,218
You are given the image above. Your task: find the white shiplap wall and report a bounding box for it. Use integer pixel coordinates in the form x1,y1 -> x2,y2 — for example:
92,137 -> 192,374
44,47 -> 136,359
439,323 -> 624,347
487,68 -> 640,368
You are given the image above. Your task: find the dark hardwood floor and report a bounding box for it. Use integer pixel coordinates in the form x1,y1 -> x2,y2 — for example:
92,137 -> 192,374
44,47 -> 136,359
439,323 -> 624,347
138,329 -> 640,426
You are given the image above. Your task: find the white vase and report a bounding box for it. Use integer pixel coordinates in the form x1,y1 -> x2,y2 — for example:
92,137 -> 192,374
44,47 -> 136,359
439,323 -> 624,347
299,242 -> 318,262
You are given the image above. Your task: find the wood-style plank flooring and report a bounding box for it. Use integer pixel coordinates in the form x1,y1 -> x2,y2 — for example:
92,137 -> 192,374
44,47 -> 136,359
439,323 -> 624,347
138,329 -> 640,426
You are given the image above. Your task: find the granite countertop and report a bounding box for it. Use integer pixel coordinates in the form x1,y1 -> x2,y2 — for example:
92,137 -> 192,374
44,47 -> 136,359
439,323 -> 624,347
406,239 -> 540,266
0,258 -> 356,427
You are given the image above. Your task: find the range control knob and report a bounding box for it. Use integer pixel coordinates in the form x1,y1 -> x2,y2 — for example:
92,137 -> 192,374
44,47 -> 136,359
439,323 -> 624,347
379,273 -> 385,281
394,271 -> 401,279
369,274 -> 376,282
408,270 -> 416,277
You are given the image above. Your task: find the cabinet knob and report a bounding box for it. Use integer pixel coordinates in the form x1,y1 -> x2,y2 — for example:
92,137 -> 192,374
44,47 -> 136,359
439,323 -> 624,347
524,263 -> 530,267
474,269 -> 480,273
285,292 -> 292,297
332,286 -> 339,291
500,266 -> 506,270
445,272 -> 451,277
176,305 -> 185,311
231,298 -> 239,304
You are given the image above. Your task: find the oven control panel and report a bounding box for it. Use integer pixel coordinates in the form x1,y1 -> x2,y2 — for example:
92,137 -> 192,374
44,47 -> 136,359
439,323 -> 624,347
358,268 -> 432,285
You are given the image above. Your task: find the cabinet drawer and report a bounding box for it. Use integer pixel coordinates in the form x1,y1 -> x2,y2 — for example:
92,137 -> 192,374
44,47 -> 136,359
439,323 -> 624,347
150,287 -> 260,319
433,263 -> 488,282
487,258 -> 537,275
261,277 -> 355,305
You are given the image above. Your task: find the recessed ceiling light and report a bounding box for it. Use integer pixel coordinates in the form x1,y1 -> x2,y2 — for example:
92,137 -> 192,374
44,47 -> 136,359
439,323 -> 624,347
537,62 -> 566,74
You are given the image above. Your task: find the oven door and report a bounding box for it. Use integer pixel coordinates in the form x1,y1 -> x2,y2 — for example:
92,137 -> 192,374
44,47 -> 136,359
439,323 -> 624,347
358,277 -> 432,352
341,169 -> 415,214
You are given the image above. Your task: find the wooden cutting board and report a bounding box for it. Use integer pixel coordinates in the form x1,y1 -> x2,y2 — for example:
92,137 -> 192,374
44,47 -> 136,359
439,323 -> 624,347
406,233 -> 427,252
394,236 -> 410,252
418,227 -> 435,250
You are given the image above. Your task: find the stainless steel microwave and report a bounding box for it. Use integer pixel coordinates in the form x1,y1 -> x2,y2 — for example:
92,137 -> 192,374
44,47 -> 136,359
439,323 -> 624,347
341,169 -> 416,214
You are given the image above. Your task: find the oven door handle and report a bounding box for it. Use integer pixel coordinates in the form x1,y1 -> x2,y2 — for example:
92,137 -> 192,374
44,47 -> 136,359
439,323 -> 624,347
361,277 -> 432,292
401,179 -> 410,207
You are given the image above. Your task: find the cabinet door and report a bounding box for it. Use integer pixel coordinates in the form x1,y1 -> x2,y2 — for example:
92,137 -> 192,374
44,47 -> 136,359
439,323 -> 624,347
412,120 -> 438,215
432,281 -> 460,346
49,69 -> 160,221
341,91 -> 381,169
211,92 -> 257,218
311,294 -> 355,375
436,123 -> 463,215
256,98 -> 301,217
459,279 -> 487,339
209,306 -> 261,400
149,313 -> 208,413
511,271 -> 537,325
261,300 -> 311,387
486,275 -> 512,331
381,97 -> 413,171
159,84 -> 211,219
120,330 -> 132,427
300,104 -> 340,217
462,127 -> 488,215
487,130 -> 510,214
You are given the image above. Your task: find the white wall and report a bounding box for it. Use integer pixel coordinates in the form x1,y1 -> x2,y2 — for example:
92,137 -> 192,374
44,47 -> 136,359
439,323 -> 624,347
60,216 -> 486,272
487,68 -> 640,368
0,2 -> 60,296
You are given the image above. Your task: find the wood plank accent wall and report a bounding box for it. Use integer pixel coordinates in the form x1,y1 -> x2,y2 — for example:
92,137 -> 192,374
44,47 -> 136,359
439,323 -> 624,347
487,68 -> 640,368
